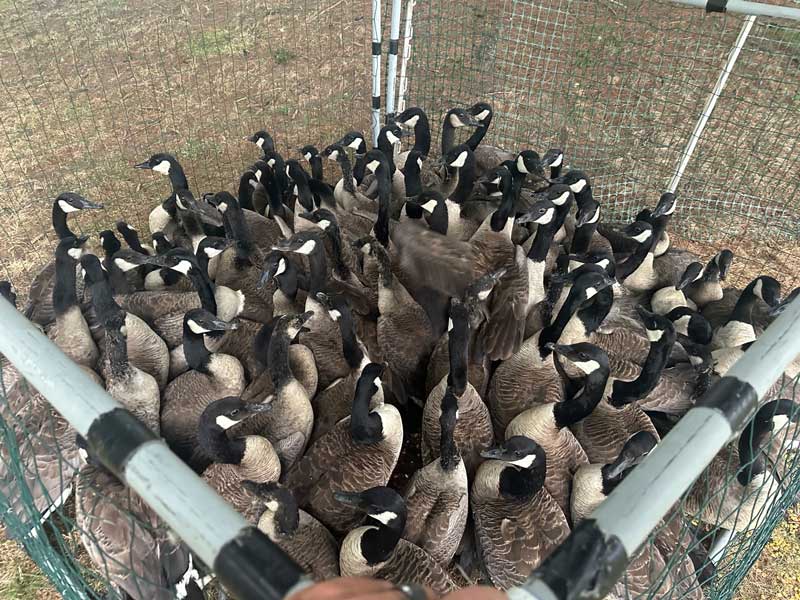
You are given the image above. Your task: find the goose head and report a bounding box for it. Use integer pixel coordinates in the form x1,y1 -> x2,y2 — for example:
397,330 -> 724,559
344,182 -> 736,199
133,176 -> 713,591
335,131 -> 367,155
54,191 -> 104,214
334,486 -> 406,532
651,192 -> 677,219
298,145 -> 319,162
244,130 -> 275,152
134,153 -> 179,175
200,396 -> 272,432
622,220 -> 654,246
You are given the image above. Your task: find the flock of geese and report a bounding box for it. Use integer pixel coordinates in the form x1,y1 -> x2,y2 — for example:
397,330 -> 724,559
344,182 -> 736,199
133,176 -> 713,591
1,101 -> 799,600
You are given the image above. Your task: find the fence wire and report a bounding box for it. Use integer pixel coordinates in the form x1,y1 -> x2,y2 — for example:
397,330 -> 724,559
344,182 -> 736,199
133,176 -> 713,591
1,0 -> 800,598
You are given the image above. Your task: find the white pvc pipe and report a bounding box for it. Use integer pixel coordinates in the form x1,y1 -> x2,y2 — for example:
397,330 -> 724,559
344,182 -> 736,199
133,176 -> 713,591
667,15 -> 756,192
385,0 -> 403,120
396,0 -> 416,115
371,0 -> 382,146
669,0 -> 800,20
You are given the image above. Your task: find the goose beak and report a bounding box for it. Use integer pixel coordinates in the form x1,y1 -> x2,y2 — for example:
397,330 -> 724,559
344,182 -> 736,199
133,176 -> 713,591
333,491 -> 367,508
245,400 -> 273,415
257,269 -> 272,290
480,446 -> 507,460
133,161 -> 151,170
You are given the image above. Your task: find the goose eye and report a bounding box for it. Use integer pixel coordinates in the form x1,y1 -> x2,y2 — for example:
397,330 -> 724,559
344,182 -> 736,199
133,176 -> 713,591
580,353 -> 588,360
230,409 -> 239,416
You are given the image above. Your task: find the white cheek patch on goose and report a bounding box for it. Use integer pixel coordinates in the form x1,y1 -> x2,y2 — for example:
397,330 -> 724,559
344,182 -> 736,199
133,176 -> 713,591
295,239 -> 317,255
449,113 -> 465,128
114,257 -> 140,272
153,160 -> 171,175
58,200 -> 80,213
293,185 -> 299,197
67,248 -> 84,260
491,176 -> 502,185
570,179 -> 587,193
674,315 -> 691,332
516,155 -> 529,174
267,158 -> 276,168
585,286 -> 598,299
78,448 -> 89,462
317,219 -> 331,230
510,454 -> 536,468
328,150 -> 339,160
217,203 -> 228,214
287,326 -> 302,338
572,359 -> 601,375
597,258 -> 610,270
373,376 -> 382,390
421,199 -> 438,213
585,207 -> 601,225
772,415 -> 790,431
348,138 -> 364,150
256,138 -> 265,148
568,260 -> 582,272
120,325 -> 128,336
550,154 -> 563,167
172,259 -> 193,274
187,319 -> 211,335
689,355 -> 703,366
126,224 -> 137,232
417,157 -> 423,169
753,278 -> 764,300
646,328 -> 665,342
370,511 -> 398,525
275,258 -> 287,276
534,207 -> 555,224
385,131 -> 400,145
478,289 -> 491,300
475,109 -> 490,121
204,247 -> 224,258
175,197 -> 187,210
663,201 -> 677,216
265,500 -> 280,512
404,114 -> 420,127
80,267 -> 86,280
328,309 -> 341,321
366,160 -> 381,173
552,191 -> 570,206
630,230 -> 652,243
448,318 -> 454,332
450,151 -> 468,168
304,152 -> 312,161
255,169 -> 262,181
215,415 -> 240,430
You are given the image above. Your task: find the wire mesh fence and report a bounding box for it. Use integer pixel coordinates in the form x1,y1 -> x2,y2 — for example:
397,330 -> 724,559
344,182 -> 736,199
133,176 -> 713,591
1,0 -> 800,598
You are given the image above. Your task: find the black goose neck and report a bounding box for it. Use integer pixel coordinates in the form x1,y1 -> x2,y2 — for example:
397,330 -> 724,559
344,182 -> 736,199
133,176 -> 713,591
441,116 -> 457,155
612,327 -> 676,404
276,261 -> 299,299
53,251 -> 78,316
617,236 -> 653,281
268,328 -> 294,389
571,219 -> 599,255
350,378 -> 383,444
539,285 -> 589,355
490,178 -> 514,232
183,321 -> 213,373
451,151 -> 476,204
168,162 -> 189,192
528,221 -> 557,262
338,153 -> 357,194
360,518 -> 403,565
199,421 -> 246,465
447,317 -> 469,396
439,415 -> 460,472
728,280 -> 760,325
374,167 -> 391,247
185,264 -> 219,315
238,175 -> 255,211
737,417 -> 770,485
305,246 -> 328,295
553,369 -> 608,428
499,459 -> 545,500
326,224 -> 351,281
338,309 -> 363,370
576,286 -> 613,335
52,203 -> 74,239
465,117 -> 490,151
409,113 -> 431,156
89,274 -> 123,326
105,325 -> 132,379
310,156 -> 324,181
225,202 -> 255,263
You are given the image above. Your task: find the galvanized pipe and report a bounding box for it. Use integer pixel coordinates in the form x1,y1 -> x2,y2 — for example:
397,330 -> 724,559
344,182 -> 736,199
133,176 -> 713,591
371,0 -> 382,146
396,0 -> 416,115
385,0 -> 403,122
668,0 -> 800,20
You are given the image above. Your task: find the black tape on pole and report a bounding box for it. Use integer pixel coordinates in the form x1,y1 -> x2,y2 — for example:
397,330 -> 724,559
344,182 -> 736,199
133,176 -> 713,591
706,0 -> 728,12
389,39 -> 399,55
86,407 -> 158,477
214,527 -> 308,600
372,41 -> 382,56
526,520 -> 629,600
372,96 -> 381,109
697,375 -> 759,430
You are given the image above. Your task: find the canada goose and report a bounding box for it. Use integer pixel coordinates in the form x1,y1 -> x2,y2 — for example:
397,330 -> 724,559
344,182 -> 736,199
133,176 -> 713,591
505,342 -> 608,518
617,220 -> 695,294
403,386 -> 468,565
650,261 -> 703,315
208,192 -> 273,323
197,396 -> 280,520
665,306 -> 713,346
134,153 -> 192,235
309,295 -> 379,443
48,236 -> 99,370
245,129 -> 276,154
371,240 -> 435,396
394,106 -> 431,170
360,124 -> 407,202
235,311 -> 315,470
420,144 -> 475,204
81,254 -> 170,390
685,250 -> 733,308
322,143 -> 376,219
117,221 -> 155,256
259,250 -> 304,316
100,229 -> 151,293
298,145 -> 324,181
335,486 -> 457,594
239,318 -> 318,405
472,436 -> 570,589
487,268 -> 614,435
244,481 -> 340,581
214,188 -> 285,254
758,399 -> 800,482
24,192 -> 103,326
683,400 -> 795,561
440,107 -> 483,156
710,275 -> 781,349
160,309 -> 245,470
423,297 -> 494,478
75,439 -> 190,600
570,432 -> 686,600
272,231 -> 353,389
285,159 -> 319,228
285,363 -> 403,534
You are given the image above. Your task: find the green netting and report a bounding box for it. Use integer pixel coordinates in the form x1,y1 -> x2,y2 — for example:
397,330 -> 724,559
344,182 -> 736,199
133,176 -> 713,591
1,0 -> 800,598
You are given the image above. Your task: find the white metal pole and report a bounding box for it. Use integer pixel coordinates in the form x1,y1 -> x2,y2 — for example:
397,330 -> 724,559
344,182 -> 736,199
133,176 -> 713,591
667,15 -> 756,193
396,0 -> 416,115
371,0 -> 382,146
668,0 -> 800,20
385,0 -> 403,121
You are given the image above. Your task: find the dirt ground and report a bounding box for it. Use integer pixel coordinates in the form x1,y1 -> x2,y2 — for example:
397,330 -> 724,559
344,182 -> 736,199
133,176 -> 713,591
0,0 -> 799,597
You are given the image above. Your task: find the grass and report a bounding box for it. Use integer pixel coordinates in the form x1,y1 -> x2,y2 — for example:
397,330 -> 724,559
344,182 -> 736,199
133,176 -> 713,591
272,47 -> 297,65
186,29 -> 250,57
0,540 -> 62,600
